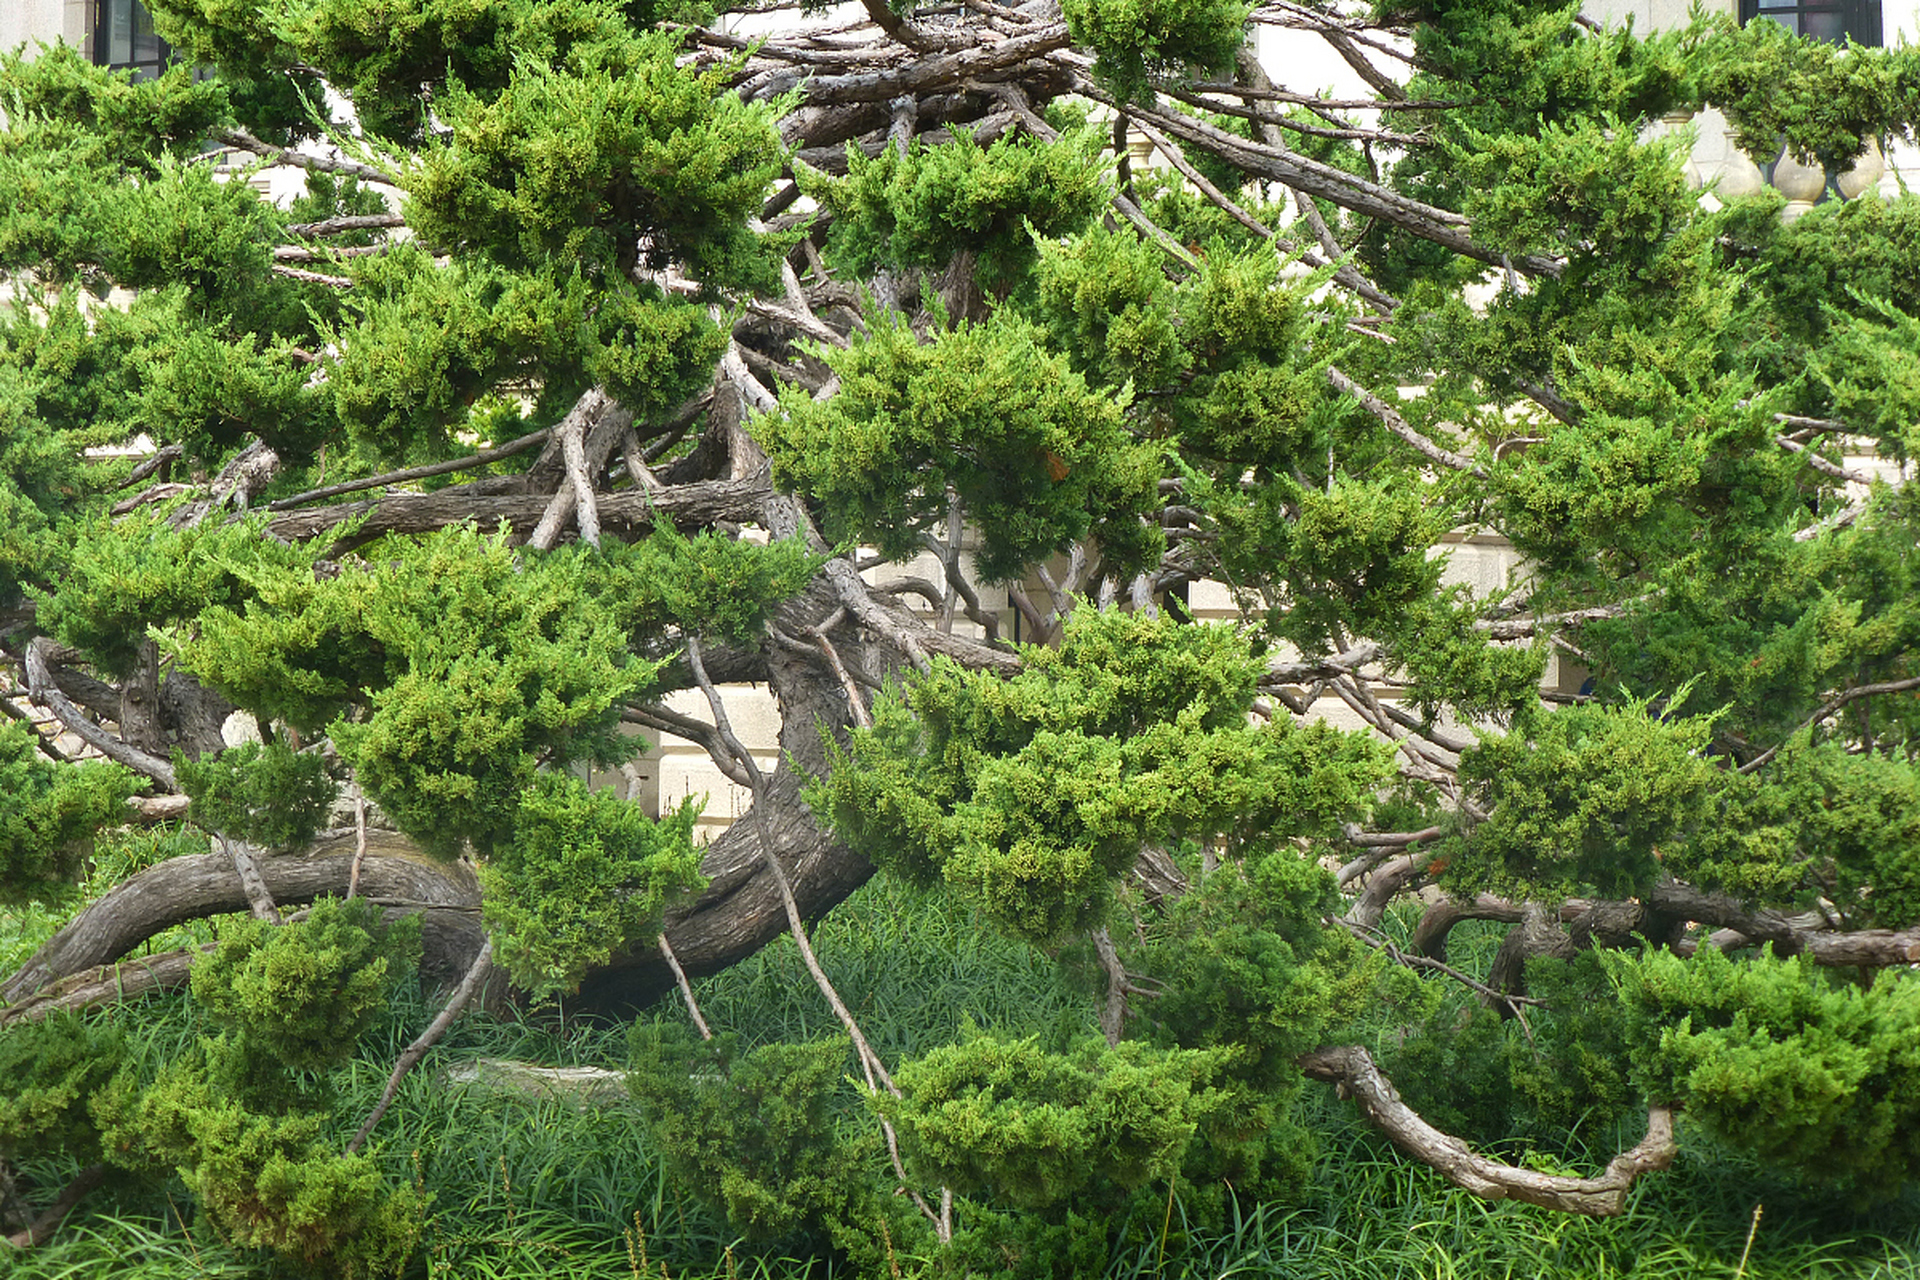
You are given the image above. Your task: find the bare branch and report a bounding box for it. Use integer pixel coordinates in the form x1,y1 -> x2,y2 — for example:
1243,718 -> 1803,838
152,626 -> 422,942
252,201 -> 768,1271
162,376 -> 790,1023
348,938 -> 495,1153
1738,675 -> 1920,773
215,127 -> 399,186
25,639 -> 176,790
2,1165 -> 109,1250
1327,366 -> 1486,477
284,213 -> 408,237
268,427 -> 552,511
219,835 -> 284,924
1299,1045 -> 1676,1216
659,931 -> 714,1040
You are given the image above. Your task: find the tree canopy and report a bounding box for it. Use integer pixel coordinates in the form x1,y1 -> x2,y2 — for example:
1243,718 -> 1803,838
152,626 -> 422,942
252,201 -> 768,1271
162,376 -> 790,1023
4,0 -> 1920,1270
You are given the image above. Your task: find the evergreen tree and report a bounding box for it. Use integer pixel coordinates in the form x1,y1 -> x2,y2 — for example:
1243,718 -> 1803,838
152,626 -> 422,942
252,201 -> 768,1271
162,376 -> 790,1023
4,0 -> 1920,1268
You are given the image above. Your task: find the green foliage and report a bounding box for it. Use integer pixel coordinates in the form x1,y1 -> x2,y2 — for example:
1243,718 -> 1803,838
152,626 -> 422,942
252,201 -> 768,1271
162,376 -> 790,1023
1198,472 -> 1448,654
628,1028 -> 891,1245
0,44 -> 229,175
1614,945 -> 1920,1198
177,741 -> 340,850
0,720 -> 139,903
326,250 -> 722,460
0,360 -> 101,602
882,1033 -> 1228,1209
1452,120 -> 1698,271
190,896 -> 421,1071
480,774 -> 704,995
608,524 -> 825,645
759,313 -> 1164,583
1060,0 -> 1248,101
812,127 -> 1109,290
407,29 -> 783,289
41,510 -> 326,676
1446,694 -> 1724,898
0,1011 -> 127,1166
1138,846 -> 1368,1093
116,1043 -> 428,1279
1668,740 -> 1920,929
1695,17 -> 1920,171
1032,220 -> 1187,394
171,524 -> 661,857
815,608 -> 1390,943
181,1103 -> 428,1279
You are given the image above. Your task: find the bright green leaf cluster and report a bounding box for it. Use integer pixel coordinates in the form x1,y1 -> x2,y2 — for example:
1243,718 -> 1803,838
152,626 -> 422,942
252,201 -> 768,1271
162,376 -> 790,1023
190,896 -> 421,1071
812,127 -> 1109,290
627,1028 -> 887,1242
1446,694 -> 1724,898
759,313 -> 1163,583
815,608 -> 1390,944
170,524 -> 662,857
1614,945 -> 1920,1198
1060,0 -> 1248,101
881,1033 -> 1228,1209
407,30 -> 783,289
479,774 -> 704,996
0,720 -> 139,904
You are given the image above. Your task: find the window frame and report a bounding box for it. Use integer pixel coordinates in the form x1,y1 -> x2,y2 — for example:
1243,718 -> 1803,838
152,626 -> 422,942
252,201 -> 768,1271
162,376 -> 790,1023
1738,0 -> 1883,46
91,0 -> 175,81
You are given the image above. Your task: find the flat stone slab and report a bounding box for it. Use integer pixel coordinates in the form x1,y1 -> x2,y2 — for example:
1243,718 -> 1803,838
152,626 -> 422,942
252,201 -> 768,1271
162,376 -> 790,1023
444,1057 -> 631,1108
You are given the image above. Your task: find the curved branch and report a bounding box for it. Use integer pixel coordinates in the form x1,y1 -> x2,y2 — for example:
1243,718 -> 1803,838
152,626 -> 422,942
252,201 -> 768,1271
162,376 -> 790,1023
1738,675 -> 1920,774
24,640 -> 176,790
1299,1045 -> 1676,1216
1,834 -> 484,1007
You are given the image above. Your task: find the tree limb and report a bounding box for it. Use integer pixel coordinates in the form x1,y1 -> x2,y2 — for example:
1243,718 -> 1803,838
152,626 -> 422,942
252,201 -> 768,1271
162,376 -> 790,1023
1299,1045 -> 1676,1216
347,937 -> 495,1153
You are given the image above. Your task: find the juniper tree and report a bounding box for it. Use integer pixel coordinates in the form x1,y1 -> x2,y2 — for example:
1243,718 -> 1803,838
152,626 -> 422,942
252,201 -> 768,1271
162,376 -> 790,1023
4,0 -> 1920,1268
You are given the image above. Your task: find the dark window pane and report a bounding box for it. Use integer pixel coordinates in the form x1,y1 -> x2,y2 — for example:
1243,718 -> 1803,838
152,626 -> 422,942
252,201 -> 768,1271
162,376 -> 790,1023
107,0 -> 132,65
1803,10 -> 1848,39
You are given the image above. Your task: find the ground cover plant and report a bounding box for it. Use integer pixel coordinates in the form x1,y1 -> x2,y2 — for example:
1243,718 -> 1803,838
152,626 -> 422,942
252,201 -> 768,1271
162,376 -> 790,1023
5,880 -> 1920,1277
6,0 -> 1920,1272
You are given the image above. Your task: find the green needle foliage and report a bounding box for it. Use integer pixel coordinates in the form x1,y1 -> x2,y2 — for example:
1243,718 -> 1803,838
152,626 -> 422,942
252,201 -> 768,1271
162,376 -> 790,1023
0,720 -> 138,903
815,608 -> 1390,944
176,740 -> 340,851
480,774 -> 704,996
760,312 -> 1165,584
190,897 -> 422,1072
1615,946 -> 1920,1200
16,0 -> 1920,1271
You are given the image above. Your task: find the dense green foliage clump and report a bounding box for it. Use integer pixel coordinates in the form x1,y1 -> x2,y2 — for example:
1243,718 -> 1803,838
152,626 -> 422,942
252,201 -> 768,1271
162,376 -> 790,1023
816,609 -> 1389,942
0,722 -> 138,903
13,0 -> 1920,1271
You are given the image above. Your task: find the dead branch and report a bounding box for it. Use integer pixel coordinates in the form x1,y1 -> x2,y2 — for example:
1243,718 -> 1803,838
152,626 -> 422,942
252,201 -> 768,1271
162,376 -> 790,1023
347,937 -> 495,1153
268,427 -> 552,511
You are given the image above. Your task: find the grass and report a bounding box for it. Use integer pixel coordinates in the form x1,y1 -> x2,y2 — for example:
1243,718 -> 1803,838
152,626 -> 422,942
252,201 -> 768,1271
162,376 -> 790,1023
6,876 -> 1920,1279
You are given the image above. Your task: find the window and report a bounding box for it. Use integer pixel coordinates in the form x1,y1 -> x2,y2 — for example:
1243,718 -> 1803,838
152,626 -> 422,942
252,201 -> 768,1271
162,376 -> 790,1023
1740,0 -> 1882,46
92,0 -> 174,81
